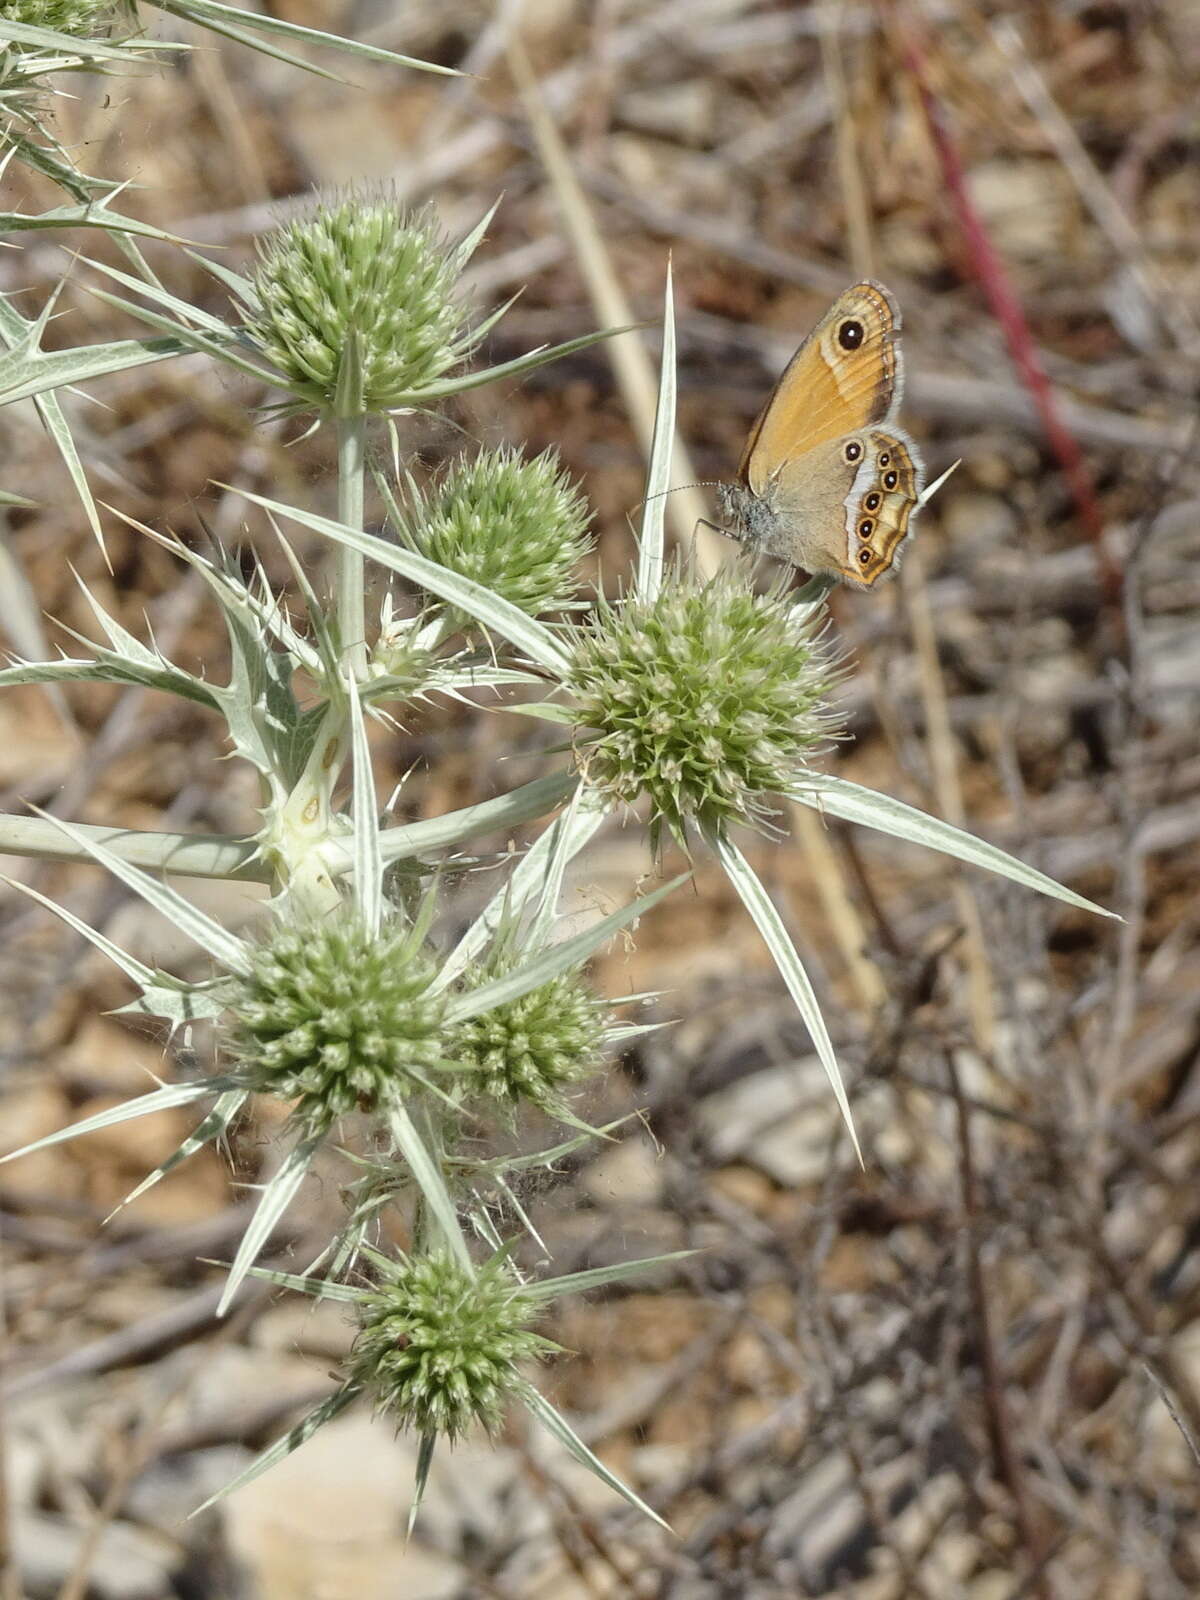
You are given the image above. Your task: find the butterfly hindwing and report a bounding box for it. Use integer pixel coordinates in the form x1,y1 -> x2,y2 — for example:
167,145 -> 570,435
839,429 -> 923,588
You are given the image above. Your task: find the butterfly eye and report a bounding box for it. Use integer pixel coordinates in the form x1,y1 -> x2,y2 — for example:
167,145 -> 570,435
858,519 -> 874,538
883,471 -> 898,490
858,549 -> 872,564
865,492 -> 881,511
843,440 -> 863,463
838,319 -> 865,350
879,452 -> 891,466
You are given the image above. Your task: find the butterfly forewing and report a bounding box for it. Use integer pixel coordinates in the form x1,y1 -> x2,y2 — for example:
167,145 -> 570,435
740,282 -> 903,494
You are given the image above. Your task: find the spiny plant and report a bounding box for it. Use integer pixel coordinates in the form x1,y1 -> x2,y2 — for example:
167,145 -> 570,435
0,5 -> 1116,1527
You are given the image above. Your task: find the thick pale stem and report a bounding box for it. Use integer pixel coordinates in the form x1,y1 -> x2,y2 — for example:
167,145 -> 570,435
337,415 -> 367,675
0,815 -> 266,880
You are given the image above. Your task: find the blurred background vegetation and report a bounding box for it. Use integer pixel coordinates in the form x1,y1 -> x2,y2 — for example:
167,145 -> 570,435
1,1 -> 1198,1595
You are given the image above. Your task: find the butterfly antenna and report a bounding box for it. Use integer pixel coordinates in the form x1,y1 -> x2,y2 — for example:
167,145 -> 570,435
630,481 -> 721,516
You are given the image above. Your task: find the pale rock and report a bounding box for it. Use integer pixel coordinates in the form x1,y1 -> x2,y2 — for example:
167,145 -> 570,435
619,81 -> 715,145
579,1132 -> 664,1208
13,1510 -> 176,1599
249,1296 -> 355,1361
0,1081 -> 73,1199
124,1445 -> 254,1536
970,1574 -> 1019,1599
697,1061 -> 848,1186
967,159 -> 1074,260
222,1411 -> 464,1600
940,491 -> 1019,553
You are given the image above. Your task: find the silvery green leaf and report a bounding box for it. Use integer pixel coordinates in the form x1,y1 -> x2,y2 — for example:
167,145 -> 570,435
395,327 -> 635,407
27,390 -> 103,551
0,336 -> 188,407
242,1265 -> 361,1302
219,1135 -> 323,1315
408,1435 -> 438,1537
520,1385 -> 670,1531
147,0 -> 460,76
82,274 -> 279,387
82,253 -> 244,337
31,811 -> 252,973
791,772 -> 1118,919
0,202 -> 186,244
360,771 -> 576,872
0,20 -> 166,59
0,294 -> 102,548
453,200 -> 501,273
115,981 -> 232,1026
525,1249 -> 698,1303
526,784 -> 609,950
192,1386 -> 360,1516
436,783 -> 604,990
0,813 -> 263,882
223,486 -> 574,677
0,654 -> 222,708
709,829 -> 860,1161
0,1080 -> 224,1167
424,662 -> 542,695
497,701 -> 577,724
110,1090 -> 247,1217
0,871 -> 156,988
347,674 -> 382,936
638,263 -> 677,602
183,248 -> 257,311
446,872 -> 689,1024
387,1104 -> 470,1270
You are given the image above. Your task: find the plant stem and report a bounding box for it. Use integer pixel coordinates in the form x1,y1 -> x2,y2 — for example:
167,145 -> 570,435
337,414 -> 367,675
0,815 -> 267,881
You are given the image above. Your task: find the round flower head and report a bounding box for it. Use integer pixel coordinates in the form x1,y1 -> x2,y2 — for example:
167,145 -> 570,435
246,194 -> 471,415
346,1249 -> 550,1441
568,563 -> 841,845
451,967 -> 608,1115
403,447 -> 592,621
3,0 -> 111,32
227,911 -> 447,1134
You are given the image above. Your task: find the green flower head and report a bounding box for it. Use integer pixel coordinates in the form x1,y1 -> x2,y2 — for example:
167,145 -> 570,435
227,911 -> 447,1133
402,447 -> 592,621
568,563 -> 842,844
2,0 -> 112,34
451,967 -> 608,1115
246,193 -> 472,415
346,1250 -> 549,1441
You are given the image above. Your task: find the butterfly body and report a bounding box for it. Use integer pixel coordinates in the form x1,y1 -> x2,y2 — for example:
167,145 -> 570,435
719,282 -> 924,589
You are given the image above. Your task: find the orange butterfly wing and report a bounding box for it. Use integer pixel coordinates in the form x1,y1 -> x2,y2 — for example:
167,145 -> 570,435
739,282 -> 904,495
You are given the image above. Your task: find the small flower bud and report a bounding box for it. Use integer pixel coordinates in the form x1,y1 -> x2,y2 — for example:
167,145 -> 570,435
401,447 -> 592,621
568,564 -> 842,842
346,1250 -> 547,1440
227,912 -> 446,1133
451,969 -> 607,1115
3,0 -> 111,33
247,194 -> 470,415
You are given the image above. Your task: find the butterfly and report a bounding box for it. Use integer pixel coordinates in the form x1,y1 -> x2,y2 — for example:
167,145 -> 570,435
715,281 -> 924,588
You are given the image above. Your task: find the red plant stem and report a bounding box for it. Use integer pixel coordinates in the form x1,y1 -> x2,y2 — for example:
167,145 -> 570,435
893,6 -> 1121,604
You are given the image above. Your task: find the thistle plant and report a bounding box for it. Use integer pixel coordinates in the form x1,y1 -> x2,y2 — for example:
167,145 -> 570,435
0,30 -> 1118,1531
397,446 -> 593,624
569,562 -> 839,848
